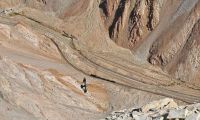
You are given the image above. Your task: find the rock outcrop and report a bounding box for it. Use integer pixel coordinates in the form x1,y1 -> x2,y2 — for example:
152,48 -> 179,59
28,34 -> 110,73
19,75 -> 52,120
99,0 -> 163,50
100,0 -> 200,84
103,98 -> 200,120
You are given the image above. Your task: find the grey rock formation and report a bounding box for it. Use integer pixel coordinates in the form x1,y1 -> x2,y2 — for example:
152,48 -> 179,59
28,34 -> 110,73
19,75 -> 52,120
103,98 -> 200,120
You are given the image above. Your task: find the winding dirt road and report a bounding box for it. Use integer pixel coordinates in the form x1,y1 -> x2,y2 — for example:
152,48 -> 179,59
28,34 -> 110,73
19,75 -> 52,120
13,15 -> 200,104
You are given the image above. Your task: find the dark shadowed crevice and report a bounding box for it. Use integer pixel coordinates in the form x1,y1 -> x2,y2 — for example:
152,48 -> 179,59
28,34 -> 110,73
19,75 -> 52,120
146,0 -> 154,31
128,0 -> 140,41
108,0 -> 126,39
99,0 -> 109,17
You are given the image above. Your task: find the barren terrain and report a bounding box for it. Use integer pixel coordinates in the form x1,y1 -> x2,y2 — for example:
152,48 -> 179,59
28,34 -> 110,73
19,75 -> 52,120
0,0 -> 200,120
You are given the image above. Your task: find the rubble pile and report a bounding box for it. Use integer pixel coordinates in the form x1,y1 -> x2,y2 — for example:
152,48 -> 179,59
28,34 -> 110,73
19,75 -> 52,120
103,98 -> 200,120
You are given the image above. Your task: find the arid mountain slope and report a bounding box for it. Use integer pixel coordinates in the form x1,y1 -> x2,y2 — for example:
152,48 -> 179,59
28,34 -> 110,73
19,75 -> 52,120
0,0 -> 200,120
99,0 -> 200,83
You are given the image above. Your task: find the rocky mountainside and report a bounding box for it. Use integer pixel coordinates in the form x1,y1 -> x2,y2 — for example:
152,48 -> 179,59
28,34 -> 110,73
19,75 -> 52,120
99,0 -> 200,83
103,98 -> 200,120
0,0 -> 200,120
99,0 -> 162,50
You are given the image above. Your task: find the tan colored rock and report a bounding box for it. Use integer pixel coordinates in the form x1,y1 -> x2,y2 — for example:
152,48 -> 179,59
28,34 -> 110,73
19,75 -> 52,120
141,98 -> 178,112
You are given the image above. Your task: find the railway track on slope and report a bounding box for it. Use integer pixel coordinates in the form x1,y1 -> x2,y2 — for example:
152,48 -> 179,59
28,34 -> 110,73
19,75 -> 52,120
4,15 -> 200,104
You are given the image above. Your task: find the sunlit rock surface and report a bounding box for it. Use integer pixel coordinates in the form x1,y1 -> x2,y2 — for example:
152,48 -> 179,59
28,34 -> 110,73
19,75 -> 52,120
103,98 -> 200,120
0,0 -> 200,120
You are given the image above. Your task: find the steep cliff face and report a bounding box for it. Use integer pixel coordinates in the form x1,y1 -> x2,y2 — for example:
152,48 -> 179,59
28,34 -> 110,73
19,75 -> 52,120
99,0 -> 164,50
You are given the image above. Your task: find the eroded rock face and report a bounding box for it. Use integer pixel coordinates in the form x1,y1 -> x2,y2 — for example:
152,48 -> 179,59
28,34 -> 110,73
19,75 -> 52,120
100,0 -> 164,50
99,0 -> 200,83
103,98 -> 200,120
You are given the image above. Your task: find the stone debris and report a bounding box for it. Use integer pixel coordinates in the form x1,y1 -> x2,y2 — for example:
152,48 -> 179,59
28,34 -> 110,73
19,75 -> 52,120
0,8 -> 14,16
141,98 -> 178,112
103,98 -> 200,120
167,109 -> 189,119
